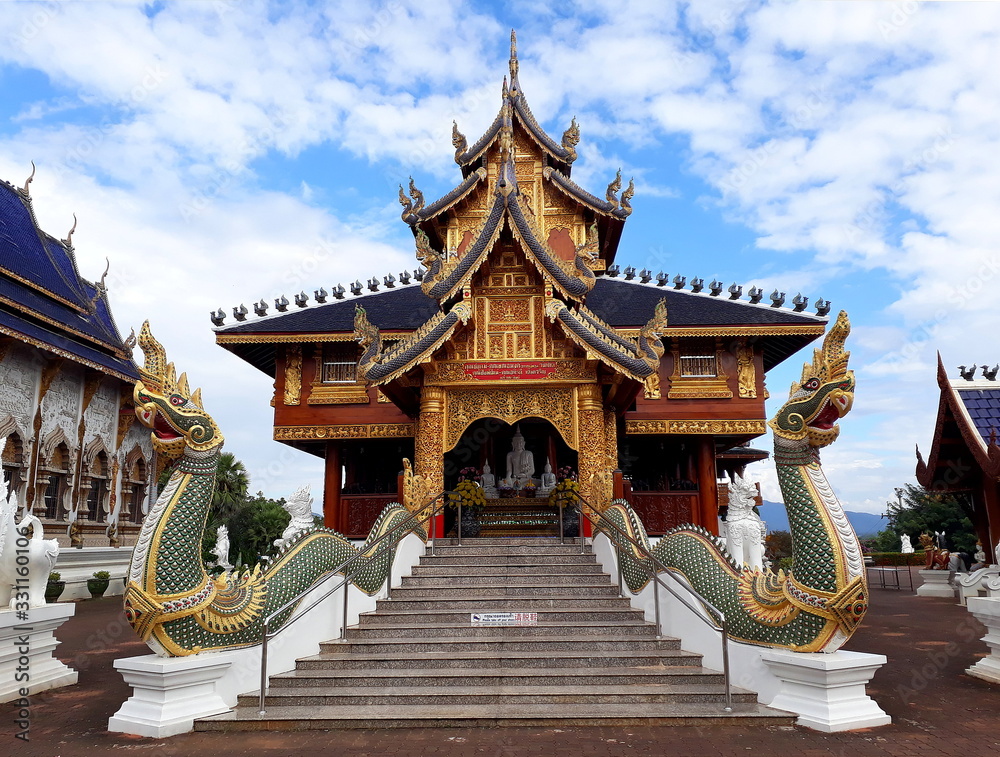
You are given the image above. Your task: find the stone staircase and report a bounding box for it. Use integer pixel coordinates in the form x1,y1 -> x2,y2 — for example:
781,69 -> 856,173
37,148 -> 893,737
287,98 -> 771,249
197,538 -> 793,730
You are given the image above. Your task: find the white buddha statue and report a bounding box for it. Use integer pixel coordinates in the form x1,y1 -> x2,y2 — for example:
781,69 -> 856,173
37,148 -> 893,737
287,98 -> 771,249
505,427 -> 535,488
540,460 -> 557,494
481,462 -> 498,498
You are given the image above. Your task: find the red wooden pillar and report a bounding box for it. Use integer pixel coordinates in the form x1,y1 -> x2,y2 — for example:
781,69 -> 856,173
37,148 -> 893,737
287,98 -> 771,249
696,437 -> 719,535
323,440 -> 342,531
984,482 -> 1000,560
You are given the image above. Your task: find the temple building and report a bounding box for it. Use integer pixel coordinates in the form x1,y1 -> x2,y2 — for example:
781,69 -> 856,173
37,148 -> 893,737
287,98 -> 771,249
215,35 -> 830,538
0,170 -> 153,548
916,355 -> 1000,559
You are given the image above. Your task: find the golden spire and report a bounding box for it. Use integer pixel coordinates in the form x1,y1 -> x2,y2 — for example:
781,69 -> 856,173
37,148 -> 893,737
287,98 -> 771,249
509,29 -> 519,85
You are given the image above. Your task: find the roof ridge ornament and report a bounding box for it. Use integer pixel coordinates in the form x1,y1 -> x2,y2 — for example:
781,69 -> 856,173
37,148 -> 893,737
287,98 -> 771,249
63,212 -> 78,248
561,117 -> 580,163
452,121 -> 467,163
619,178 -> 635,216
606,169 -> 622,208
983,364 -> 999,381
22,161 -> 35,196
958,364 -> 977,381
398,178 -> 424,224
87,257 -> 109,311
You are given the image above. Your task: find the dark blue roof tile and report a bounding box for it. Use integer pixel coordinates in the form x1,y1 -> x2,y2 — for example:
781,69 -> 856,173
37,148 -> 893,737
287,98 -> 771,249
0,182 -> 90,308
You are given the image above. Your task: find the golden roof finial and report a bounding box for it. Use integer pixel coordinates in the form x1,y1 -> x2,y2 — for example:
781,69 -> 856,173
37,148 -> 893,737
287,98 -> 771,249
509,29 -> 519,82
22,161 -> 35,195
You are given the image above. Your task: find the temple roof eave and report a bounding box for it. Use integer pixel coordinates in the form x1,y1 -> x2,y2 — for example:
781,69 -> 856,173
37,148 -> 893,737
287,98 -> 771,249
422,193 -> 506,302
359,301 -> 472,387
546,299 -> 654,383
411,168 -> 488,224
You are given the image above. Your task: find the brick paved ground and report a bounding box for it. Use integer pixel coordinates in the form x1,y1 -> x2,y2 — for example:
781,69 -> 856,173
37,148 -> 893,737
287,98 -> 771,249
5,566 -> 1000,757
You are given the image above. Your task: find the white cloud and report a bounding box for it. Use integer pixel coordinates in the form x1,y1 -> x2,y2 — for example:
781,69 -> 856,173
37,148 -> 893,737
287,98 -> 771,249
2,1 -> 999,516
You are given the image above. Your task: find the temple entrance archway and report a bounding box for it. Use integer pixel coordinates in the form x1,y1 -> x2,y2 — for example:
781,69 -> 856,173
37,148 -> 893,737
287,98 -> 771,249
443,417 -> 577,491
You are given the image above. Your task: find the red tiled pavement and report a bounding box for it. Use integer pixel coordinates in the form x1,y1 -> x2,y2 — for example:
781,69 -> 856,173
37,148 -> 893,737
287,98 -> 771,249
5,567 -> 1000,756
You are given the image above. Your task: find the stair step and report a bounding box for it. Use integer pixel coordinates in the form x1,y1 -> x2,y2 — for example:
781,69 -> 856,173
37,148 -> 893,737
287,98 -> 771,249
402,573 -> 610,586
412,563 -> 606,575
346,621 -> 655,639
419,554 -> 598,566
197,702 -> 794,731
375,595 -> 635,612
435,537 -> 583,544
241,683 -> 757,707
431,544 -> 587,554
268,665 -> 726,688
361,607 -> 645,624
389,584 -> 621,598
298,648 -> 694,671
194,539 -> 784,733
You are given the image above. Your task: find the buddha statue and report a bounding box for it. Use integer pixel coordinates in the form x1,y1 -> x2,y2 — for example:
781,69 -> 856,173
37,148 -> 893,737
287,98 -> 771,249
505,427 -> 535,488
540,460 -> 557,494
481,462 -> 498,498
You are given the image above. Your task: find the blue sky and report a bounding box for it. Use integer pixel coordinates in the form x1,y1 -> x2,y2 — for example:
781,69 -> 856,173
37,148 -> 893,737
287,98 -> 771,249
2,0 -> 998,514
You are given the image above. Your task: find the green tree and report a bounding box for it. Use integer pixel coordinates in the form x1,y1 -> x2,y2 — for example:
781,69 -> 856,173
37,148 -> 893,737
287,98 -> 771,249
213,453 -> 249,522
870,484 -> 977,554
227,493 -> 290,567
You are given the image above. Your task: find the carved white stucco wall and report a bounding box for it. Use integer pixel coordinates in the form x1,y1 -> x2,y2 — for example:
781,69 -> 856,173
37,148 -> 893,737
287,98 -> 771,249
84,381 -> 118,453
40,363 -> 82,448
0,345 -> 38,438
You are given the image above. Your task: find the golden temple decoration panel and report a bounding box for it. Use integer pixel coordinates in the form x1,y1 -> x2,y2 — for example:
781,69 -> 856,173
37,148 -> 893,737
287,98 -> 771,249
444,386 -> 578,451
625,419 -> 767,436
283,346 -> 302,406
426,358 -> 595,385
275,423 -> 414,441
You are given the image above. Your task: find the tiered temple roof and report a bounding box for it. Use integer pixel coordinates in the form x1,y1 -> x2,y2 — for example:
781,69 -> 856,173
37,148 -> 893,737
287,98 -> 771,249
917,354 -> 1000,486
216,32 -> 828,402
0,173 -> 137,381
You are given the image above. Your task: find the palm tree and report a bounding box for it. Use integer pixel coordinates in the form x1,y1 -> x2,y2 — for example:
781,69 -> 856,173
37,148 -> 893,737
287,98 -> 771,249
213,452 -> 249,523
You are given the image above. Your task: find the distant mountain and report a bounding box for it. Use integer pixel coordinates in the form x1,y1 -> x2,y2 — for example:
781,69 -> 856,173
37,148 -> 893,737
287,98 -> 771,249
757,501 -> 885,537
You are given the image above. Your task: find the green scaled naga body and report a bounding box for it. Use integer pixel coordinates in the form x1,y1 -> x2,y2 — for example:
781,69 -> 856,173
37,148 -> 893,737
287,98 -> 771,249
604,311 -> 865,652
124,322 -> 421,656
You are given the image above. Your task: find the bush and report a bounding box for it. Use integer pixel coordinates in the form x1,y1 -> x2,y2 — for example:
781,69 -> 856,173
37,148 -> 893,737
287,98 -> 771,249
869,552 -> 924,566
48,572 -> 61,582
92,570 -> 111,580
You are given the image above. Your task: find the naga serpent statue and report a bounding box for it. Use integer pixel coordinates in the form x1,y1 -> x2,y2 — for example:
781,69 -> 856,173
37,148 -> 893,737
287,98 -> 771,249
603,310 -> 865,652
123,322 -> 422,656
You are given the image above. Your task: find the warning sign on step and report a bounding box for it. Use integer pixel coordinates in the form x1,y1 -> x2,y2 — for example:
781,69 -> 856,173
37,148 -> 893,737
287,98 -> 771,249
470,612 -> 538,626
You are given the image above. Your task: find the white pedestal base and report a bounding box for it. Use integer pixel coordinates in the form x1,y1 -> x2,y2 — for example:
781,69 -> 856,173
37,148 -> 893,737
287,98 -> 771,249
966,596 -> 1000,684
108,653 -> 235,738
761,649 -> 892,732
916,568 -> 955,598
0,604 -> 78,703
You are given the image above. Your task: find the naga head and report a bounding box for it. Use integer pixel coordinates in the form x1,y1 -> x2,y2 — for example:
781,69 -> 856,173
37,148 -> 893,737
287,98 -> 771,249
133,321 -> 223,458
768,310 -> 855,448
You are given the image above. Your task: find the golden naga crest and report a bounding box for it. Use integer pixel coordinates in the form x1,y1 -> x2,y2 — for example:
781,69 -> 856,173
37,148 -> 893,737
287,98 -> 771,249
133,321 -> 223,457
768,310 -> 855,447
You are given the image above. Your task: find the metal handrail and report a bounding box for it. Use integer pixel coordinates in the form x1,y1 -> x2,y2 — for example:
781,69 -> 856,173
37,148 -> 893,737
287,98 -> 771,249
573,493 -> 733,711
258,490 -> 452,715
